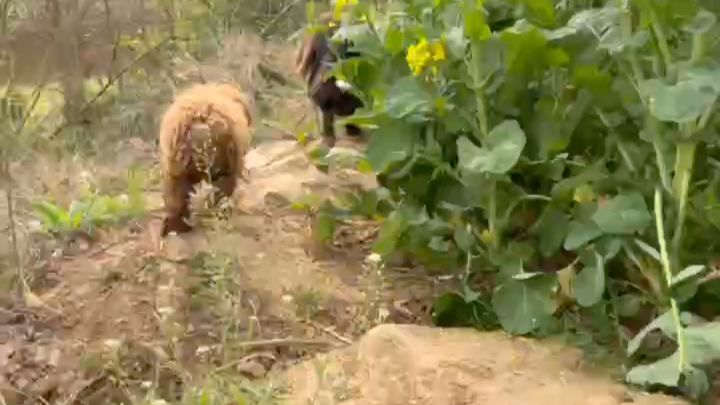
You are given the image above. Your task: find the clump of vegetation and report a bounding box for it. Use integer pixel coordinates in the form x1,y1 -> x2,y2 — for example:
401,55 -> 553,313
31,168 -> 146,238
304,0 -> 720,399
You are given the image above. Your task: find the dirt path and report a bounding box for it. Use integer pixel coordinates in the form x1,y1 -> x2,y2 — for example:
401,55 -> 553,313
0,137 -> 441,404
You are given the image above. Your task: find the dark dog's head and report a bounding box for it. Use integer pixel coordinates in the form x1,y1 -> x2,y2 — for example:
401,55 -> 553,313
295,21 -> 360,91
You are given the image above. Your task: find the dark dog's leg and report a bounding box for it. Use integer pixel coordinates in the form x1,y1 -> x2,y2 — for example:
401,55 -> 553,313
321,110 -> 336,148
211,174 -> 237,206
345,123 -> 362,137
161,174 -> 194,237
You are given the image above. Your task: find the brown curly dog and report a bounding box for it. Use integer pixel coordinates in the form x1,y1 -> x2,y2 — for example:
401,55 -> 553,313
158,82 -> 254,236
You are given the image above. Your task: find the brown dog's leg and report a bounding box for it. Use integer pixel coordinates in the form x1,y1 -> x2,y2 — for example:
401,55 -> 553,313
161,175 -> 194,237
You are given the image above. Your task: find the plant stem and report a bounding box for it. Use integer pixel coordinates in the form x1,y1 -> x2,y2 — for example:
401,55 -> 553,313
654,188 -> 686,375
619,0 -> 643,82
4,174 -> 23,302
671,142 -> 695,258
670,32 -> 707,264
469,42 -> 488,138
648,8 -> 673,79
690,31 -> 705,65
488,179 -> 498,250
647,117 -> 672,193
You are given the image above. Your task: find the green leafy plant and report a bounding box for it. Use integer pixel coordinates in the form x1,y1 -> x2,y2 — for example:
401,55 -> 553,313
299,0 -> 720,399
31,169 -> 146,238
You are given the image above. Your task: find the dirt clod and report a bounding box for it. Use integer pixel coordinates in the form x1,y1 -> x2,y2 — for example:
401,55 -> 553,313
285,324 -> 688,405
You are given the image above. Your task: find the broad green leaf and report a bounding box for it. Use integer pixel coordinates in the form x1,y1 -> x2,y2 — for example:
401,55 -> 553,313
564,220 -> 602,251
678,65 -> 720,94
508,0 -> 555,27
551,159 -> 607,200
373,210 -> 407,256
683,366 -> 711,398
31,201 -> 70,230
634,239 -> 661,261
638,79 -> 717,124
384,25 -> 403,55
495,244 -> 535,285
443,26 -> 467,58
535,207 -> 570,258
428,236 -> 451,252
463,4 -> 491,41
615,294 -> 643,318
627,311 -> 705,356
682,8 -> 716,34
575,251 -> 605,307
457,120 -> 527,175
527,98 -> 572,160
316,211 -> 337,244
384,77 -> 432,120
512,271 -> 548,281
669,265 -> 708,301
365,121 -> 417,172
454,224 -> 474,252
593,236 -> 622,260
432,291 -> 498,328
591,192 -> 651,235
684,322 -> 720,364
492,274 -> 557,335
626,351 -> 681,387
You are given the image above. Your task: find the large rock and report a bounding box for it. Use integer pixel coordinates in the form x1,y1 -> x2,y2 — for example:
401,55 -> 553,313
284,324 -> 687,405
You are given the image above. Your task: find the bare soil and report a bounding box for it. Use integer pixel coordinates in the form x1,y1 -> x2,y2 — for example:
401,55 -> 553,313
0,135 -> 443,405
284,324 -> 689,405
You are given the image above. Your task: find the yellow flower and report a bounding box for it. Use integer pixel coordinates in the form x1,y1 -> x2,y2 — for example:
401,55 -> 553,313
480,229 -> 496,244
430,41 -> 446,62
333,0 -> 357,20
407,38 -> 445,76
297,132 -> 309,144
407,38 -> 431,75
573,184 -> 596,203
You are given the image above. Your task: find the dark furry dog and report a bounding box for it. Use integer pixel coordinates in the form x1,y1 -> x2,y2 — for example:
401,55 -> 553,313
295,22 -> 364,147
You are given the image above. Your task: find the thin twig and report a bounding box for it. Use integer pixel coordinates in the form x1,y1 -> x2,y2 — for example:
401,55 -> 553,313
310,321 -> 353,345
5,185 -> 22,301
259,0 -> 304,37
222,337 -> 337,350
49,35 -> 180,139
214,351 -> 276,373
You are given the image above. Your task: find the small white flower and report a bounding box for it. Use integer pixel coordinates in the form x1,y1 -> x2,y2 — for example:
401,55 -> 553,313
335,79 -> 352,91
366,252 -> 382,265
377,307 -> 389,323
196,345 -> 211,355
28,220 -> 42,232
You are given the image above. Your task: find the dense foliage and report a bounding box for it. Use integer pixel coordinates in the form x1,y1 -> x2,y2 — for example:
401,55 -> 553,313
306,0 -> 720,399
